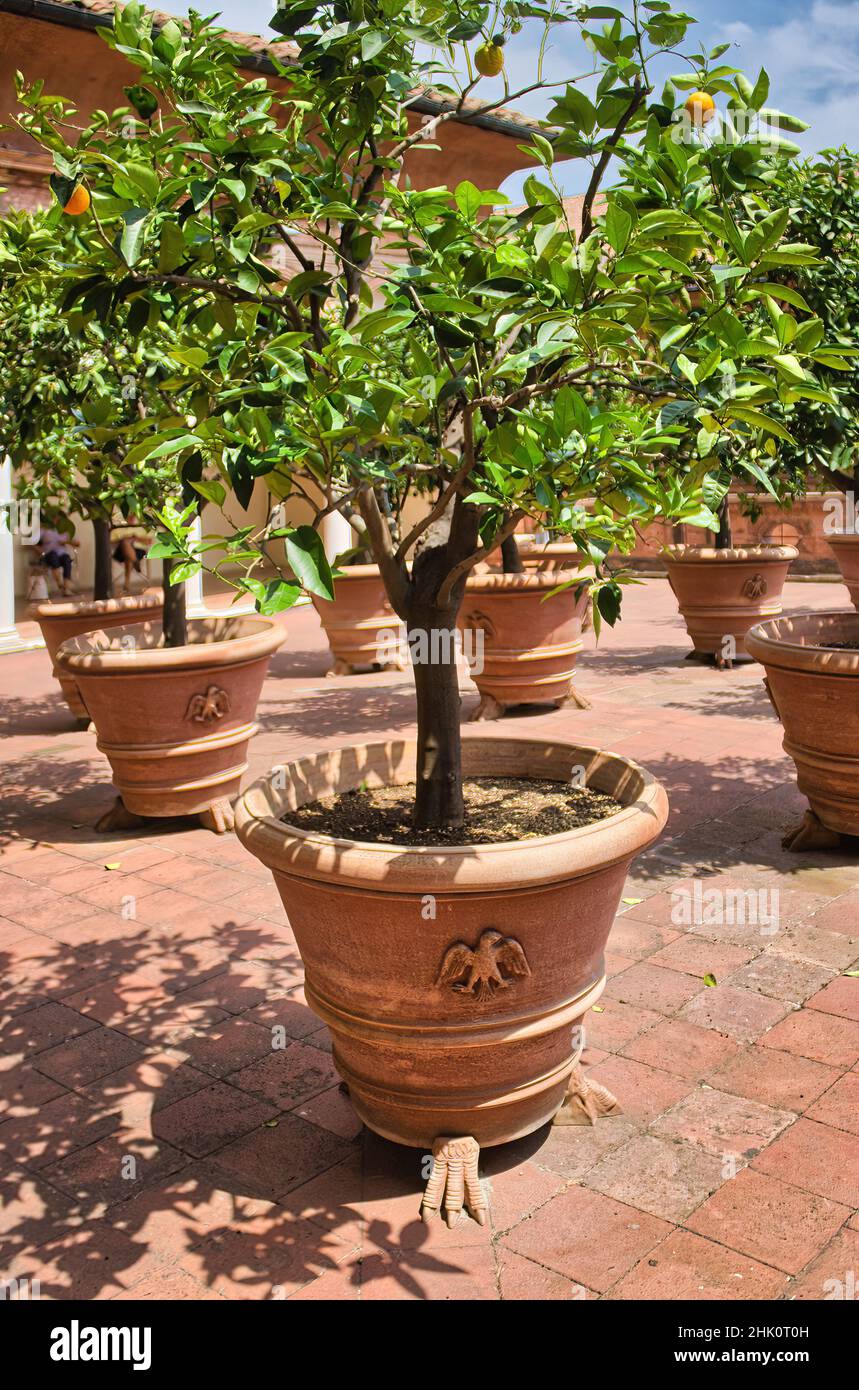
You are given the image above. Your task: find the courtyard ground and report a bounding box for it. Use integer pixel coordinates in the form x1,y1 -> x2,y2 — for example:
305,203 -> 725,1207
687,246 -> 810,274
1,577 -> 857,1301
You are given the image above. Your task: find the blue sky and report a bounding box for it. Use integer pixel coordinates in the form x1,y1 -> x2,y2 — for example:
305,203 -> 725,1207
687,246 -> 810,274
180,1 -> 859,195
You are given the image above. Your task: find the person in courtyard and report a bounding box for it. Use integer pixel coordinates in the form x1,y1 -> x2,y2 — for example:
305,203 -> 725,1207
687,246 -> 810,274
111,515 -> 152,593
37,519 -> 79,596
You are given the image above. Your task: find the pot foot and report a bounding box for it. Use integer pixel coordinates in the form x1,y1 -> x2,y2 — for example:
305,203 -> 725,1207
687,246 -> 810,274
468,693 -> 505,722
326,659 -> 354,678
74,716 -> 94,732
198,799 -> 236,835
95,797 -> 148,833
552,1062 -> 622,1127
557,684 -> 592,711
782,810 -> 844,854
420,1136 -> 487,1228
715,654 -> 734,672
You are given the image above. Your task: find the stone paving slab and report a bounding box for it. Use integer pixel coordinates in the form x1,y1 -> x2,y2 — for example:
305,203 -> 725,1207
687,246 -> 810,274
1,578 -> 857,1300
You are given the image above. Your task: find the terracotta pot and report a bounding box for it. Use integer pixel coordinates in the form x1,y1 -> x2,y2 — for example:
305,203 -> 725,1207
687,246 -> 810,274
664,545 -> 797,666
235,735 -> 668,1151
55,615 -> 286,831
828,533 -> 859,610
32,592 -> 164,720
746,611 -> 859,847
311,564 -> 406,675
458,571 -> 590,719
517,542 -> 584,573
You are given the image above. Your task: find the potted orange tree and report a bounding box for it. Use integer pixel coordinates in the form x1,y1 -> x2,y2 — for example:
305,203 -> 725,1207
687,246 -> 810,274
16,0 -> 834,1220
0,210 -> 286,829
0,231 -> 166,721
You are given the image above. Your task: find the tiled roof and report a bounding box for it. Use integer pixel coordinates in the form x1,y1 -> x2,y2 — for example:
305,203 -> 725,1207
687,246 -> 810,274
30,1 -> 548,135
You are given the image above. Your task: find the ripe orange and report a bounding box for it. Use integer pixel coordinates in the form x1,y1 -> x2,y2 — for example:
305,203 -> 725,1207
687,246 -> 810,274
63,185 -> 91,216
474,42 -> 504,78
685,91 -> 716,126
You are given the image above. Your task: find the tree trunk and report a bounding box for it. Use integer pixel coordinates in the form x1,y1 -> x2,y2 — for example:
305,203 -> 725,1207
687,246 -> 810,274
501,533 -> 524,573
716,497 -> 733,550
405,504 -> 480,831
92,516 -> 114,602
162,558 -> 188,648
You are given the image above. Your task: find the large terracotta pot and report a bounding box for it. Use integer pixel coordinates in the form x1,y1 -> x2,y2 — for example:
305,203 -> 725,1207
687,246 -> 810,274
828,533 -> 859,610
32,592 -> 163,721
311,564 -> 406,676
55,616 -> 286,832
747,611 -> 859,851
235,735 -> 668,1158
664,545 -> 797,667
517,541 -> 584,573
458,571 -> 590,719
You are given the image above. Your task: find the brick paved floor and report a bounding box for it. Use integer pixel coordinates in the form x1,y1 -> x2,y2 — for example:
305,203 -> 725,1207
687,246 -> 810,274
1,578 -> 857,1301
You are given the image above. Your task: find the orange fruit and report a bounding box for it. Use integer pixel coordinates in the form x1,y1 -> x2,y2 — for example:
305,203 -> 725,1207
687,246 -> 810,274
685,91 -> 716,126
474,42 -> 504,78
63,185 -> 91,216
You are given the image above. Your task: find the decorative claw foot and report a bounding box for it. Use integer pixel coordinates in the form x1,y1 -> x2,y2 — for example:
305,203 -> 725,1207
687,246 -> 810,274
74,716 -> 95,733
553,1062 -> 622,1127
95,797 -> 147,833
420,1136 -> 487,1228
782,809 -> 843,853
715,654 -> 734,672
468,693 -> 505,722
326,658 -> 353,678
557,684 -> 592,711
198,798 -> 236,835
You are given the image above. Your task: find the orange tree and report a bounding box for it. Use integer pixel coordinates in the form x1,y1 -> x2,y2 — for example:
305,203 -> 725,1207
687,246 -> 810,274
9,0 -> 838,827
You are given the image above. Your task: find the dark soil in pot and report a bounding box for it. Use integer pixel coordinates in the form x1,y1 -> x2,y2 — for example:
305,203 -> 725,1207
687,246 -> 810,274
283,775 -> 622,846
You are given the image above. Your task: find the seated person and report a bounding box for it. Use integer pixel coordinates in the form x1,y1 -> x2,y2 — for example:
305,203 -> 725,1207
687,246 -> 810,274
37,523 -> 79,596
111,516 -> 152,592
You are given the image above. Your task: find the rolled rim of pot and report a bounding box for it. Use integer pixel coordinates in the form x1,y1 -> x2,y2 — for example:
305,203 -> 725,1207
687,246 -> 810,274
746,610 -> 859,675
664,545 -> 799,564
827,532 -> 859,548
234,735 -> 669,893
54,614 -> 287,675
463,571 -> 585,592
30,591 -> 164,621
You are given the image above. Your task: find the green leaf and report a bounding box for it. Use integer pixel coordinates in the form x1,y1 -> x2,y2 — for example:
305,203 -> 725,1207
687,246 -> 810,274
285,525 -> 334,601
119,208 -> 149,267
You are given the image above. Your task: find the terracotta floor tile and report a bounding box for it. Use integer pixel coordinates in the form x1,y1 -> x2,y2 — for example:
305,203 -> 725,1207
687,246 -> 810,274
647,935 -> 754,979
751,1117 -> 859,1207
759,1010 -> 859,1068
804,1072 -> 859,1136
229,1042 -> 338,1110
0,1090 -> 118,1171
479,1153 -> 566,1235
608,1229 -> 788,1300
358,1243 -> 498,1301
177,1213 -> 357,1299
291,1085 -> 364,1141
504,1185 -> 671,1292
586,1055 -> 693,1123
40,1134 -> 188,1211
5,1220 -> 162,1299
651,1086 -> 793,1162
623,1017 -> 742,1080
112,1264 -> 226,1300
727,954 -> 834,1005
175,1017 -> 275,1080
805,974 -> 859,1022
207,1114 -> 355,1201
805,889 -> 859,936
497,1248 -> 594,1300
584,997 -> 662,1052
584,1133 -> 725,1222
531,1116 -> 641,1182
0,1060 -> 66,1118
707,1046 -> 840,1113
685,1167 -> 849,1275
605,960 -> 702,1014
35,1026 -> 145,1088
679,985 -> 792,1043
788,1228 -> 859,1301
238,995 -> 321,1039
766,924 -> 859,971
0,1001 -> 98,1058
153,1081 -> 278,1159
